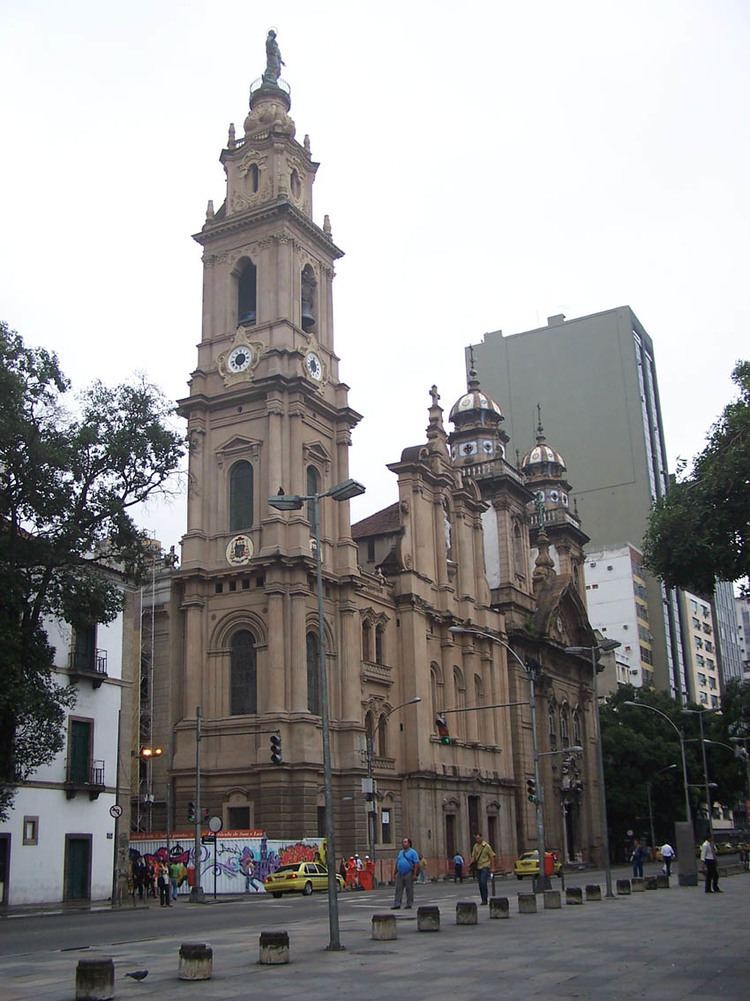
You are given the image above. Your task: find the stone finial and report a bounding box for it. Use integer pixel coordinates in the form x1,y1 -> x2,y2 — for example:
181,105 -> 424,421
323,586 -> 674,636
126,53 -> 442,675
205,200 -> 215,221
228,123 -> 236,149
304,134 -> 311,154
532,527 -> 556,593
426,384 -> 447,449
323,214 -> 332,236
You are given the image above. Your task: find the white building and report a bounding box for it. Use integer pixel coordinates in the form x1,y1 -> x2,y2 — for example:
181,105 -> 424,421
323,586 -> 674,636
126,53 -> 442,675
0,585 -> 135,906
680,591 -> 720,708
583,544 -> 654,689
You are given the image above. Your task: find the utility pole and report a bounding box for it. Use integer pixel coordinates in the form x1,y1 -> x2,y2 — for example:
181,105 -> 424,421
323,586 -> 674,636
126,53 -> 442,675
190,705 -> 204,902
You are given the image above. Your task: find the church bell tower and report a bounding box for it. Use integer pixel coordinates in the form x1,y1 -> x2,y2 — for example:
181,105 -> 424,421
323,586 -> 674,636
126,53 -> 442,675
172,34 -> 363,836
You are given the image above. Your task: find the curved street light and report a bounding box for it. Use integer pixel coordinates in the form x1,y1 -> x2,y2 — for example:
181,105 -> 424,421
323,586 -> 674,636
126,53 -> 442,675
564,640 -> 620,899
449,625 -> 550,892
269,477 -> 366,952
622,701 -> 692,825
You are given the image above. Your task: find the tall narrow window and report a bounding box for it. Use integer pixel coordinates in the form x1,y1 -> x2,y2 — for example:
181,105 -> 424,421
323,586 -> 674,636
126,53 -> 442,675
572,707 -> 582,746
306,466 -> 320,524
229,461 -> 253,531
548,701 -> 558,751
375,624 -> 384,665
237,259 -> 257,326
69,720 -> 92,784
362,621 -> 372,662
248,163 -> 259,193
377,714 -> 388,757
300,264 -> 316,331
72,625 -> 97,674
453,667 -> 466,739
560,703 -> 570,745
230,630 -> 257,715
306,631 -> 320,715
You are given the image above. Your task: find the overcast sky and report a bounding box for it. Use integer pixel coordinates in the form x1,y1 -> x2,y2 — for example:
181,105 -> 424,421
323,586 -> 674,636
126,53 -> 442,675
1,1 -> 748,551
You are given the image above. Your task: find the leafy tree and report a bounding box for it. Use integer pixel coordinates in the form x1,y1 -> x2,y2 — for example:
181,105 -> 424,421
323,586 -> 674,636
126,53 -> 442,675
643,361 -> 750,595
0,321 -> 185,819
600,687 -> 719,854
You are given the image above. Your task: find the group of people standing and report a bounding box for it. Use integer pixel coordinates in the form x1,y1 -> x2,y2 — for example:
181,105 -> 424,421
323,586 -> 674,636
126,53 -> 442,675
391,833 -> 497,909
129,855 -> 184,905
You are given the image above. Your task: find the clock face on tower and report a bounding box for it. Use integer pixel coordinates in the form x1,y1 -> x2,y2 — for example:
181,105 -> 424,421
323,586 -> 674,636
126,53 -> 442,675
227,345 -> 254,373
305,351 -> 323,381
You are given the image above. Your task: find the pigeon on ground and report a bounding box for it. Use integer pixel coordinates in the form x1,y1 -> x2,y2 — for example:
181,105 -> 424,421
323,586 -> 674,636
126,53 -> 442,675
125,970 -> 149,981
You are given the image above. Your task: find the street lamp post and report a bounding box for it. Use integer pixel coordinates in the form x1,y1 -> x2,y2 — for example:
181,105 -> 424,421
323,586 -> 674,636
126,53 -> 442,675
622,701 -> 692,825
269,477 -> 365,952
564,639 -> 620,899
682,708 -> 714,837
646,764 -> 677,852
449,625 -> 549,893
363,697 -> 421,864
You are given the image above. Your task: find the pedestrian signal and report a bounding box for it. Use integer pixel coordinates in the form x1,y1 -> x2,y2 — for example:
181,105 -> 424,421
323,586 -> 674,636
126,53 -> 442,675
187,801 -> 196,822
526,778 -> 537,803
270,733 -> 283,764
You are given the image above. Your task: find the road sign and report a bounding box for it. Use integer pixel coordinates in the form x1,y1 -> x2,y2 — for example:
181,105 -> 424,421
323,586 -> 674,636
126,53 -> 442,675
208,815 -> 223,833
201,835 -> 217,845
109,804 -> 123,819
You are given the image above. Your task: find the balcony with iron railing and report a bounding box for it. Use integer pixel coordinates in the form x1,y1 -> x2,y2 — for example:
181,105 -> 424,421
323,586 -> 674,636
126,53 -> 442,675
65,759 -> 106,800
68,648 -> 108,688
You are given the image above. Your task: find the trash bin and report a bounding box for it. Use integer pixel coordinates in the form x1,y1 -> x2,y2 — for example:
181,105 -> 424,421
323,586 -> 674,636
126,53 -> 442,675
544,852 -> 555,877
186,865 -> 196,888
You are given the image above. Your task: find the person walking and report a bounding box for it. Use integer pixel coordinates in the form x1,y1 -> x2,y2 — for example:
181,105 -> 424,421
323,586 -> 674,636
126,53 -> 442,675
453,851 -> 465,883
660,841 -> 675,877
630,839 -> 646,878
157,862 -> 171,907
391,837 -> 420,909
470,832 -> 496,905
700,835 -> 721,893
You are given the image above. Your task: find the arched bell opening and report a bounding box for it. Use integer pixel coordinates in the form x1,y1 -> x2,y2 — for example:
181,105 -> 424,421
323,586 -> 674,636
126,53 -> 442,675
300,264 -> 317,332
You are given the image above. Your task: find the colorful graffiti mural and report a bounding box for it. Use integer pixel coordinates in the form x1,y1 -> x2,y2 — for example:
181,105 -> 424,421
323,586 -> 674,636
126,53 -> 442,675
128,833 -> 324,895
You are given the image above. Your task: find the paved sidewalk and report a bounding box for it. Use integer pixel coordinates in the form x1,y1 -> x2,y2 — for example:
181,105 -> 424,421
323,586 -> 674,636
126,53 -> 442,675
1,872 -> 748,1001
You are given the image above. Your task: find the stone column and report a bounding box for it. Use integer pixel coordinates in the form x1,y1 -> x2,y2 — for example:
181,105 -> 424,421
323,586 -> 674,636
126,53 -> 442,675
265,590 -> 285,712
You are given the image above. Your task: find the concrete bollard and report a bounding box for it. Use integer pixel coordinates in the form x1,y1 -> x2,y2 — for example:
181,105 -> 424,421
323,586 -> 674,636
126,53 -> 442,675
645,876 -> 658,890
656,874 -> 670,889
371,914 -> 398,940
517,893 -> 537,914
566,887 -> 583,905
259,931 -> 290,965
489,896 -> 509,919
178,943 -> 213,981
456,901 -> 478,925
544,889 -> 562,909
75,958 -> 114,1001
417,905 -> 440,931
616,879 -> 631,895
585,884 -> 602,901
631,877 -> 645,892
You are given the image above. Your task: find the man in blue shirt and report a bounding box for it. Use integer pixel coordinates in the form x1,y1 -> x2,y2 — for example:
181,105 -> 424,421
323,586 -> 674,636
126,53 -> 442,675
391,837 -> 420,909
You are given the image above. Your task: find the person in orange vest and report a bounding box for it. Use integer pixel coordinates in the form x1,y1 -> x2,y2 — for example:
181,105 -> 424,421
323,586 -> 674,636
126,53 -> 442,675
345,856 -> 358,890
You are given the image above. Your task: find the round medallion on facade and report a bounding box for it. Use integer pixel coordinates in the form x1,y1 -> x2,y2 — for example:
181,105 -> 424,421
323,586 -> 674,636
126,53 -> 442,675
226,534 -> 254,566
227,344 -> 254,373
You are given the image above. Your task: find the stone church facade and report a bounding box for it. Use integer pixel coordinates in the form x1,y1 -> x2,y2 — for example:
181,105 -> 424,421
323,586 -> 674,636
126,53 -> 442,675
140,46 -> 607,872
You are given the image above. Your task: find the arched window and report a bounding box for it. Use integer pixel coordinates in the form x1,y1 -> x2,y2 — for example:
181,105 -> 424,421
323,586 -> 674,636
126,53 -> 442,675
375,624 -> 385,665
572,707 -> 582,746
548,700 -> 558,751
430,664 -> 441,724
248,163 -> 259,193
306,631 -> 320,715
513,522 -> 525,577
377,714 -> 388,757
306,465 -> 320,524
474,674 -> 486,744
362,621 -> 372,662
300,264 -> 316,331
560,703 -> 570,745
453,667 -> 466,739
229,461 -> 253,531
230,630 -> 257,715
237,259 -> 257,326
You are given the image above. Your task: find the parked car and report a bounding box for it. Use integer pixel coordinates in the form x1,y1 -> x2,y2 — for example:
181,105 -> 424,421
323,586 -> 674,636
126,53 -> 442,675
264,862 -> 344,898
513,850 -> 562,880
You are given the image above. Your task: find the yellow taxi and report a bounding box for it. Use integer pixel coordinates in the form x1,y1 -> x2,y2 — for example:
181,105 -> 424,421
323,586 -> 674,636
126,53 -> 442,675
513,850 -> 562,880
264,862 -> 345,898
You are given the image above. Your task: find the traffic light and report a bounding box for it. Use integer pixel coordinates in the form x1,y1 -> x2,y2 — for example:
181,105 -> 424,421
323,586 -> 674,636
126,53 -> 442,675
270,733 -> 283,764
188,801 -> 196,822
436,714 -> 453,745
526,778 -> 537,803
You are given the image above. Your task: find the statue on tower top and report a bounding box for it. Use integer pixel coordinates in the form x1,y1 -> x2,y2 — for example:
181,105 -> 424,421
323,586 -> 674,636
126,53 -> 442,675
263,29 -> 285,85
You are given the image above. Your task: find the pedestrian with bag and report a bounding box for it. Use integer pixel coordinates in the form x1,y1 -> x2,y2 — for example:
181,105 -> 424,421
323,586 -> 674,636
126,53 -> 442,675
659,840 -> 675,877
470,832 -> 496,905
391,837 -> 420,909
630,839 -> 647,878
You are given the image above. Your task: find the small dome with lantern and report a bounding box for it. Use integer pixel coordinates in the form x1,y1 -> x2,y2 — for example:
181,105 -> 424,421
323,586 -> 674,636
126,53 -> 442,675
448,365 -> 509,466
521,407 -> 571,511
